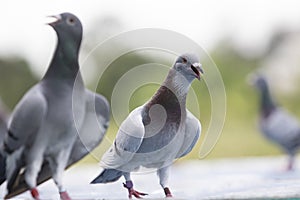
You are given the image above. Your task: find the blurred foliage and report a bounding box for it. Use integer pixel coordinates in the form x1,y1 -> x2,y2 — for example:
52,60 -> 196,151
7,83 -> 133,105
0,57 -> 37,109
204,41 -> 277,159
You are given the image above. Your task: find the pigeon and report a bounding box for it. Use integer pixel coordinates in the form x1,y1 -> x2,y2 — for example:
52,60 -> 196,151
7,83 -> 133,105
0,12 -> 110,200
249,74 -> 300,170
3,90 -> 110,199
0,98 -> 8,185
91,53 -> 203,198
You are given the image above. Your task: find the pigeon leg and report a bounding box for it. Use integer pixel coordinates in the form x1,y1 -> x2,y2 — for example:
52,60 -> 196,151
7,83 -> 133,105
60,191 -> 71,200
157,166 -> 172,198
25,154 -> 43,200
123,173 -> 147,199
48,150 -> 72,200
30,188 -> 40,200
286,154 -> 295,171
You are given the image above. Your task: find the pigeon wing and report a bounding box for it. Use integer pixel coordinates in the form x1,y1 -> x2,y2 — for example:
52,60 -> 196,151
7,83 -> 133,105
3,86 -> 47,198
177,110 -> 201,158
4,86 -> 47,154
261,108 -> 300,152
5,90 -> 110,198
101,106 -> 145,170
68,89 -> 110,164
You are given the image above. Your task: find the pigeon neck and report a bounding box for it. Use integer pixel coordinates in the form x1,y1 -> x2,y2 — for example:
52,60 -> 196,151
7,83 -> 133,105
259,86 -> 276,118
147,69 -> 190,109
162,68 -> 191,102
43,35 -> 81,81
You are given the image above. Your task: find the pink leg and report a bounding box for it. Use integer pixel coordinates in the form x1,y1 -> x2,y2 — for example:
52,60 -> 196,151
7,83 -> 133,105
60,191 -> 71,200
30,188 -> 40,200
123,181 -> 148,199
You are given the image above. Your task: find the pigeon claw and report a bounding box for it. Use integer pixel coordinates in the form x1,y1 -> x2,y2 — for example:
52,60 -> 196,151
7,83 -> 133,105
123,182 -> 148,199
60,191 -> 71,200
129,189 -> 148,199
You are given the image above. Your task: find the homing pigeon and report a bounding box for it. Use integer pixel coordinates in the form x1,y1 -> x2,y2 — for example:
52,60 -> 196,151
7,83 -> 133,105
91,53 -> 203,198
1,12 -> 110,200
249,74 -> 300,171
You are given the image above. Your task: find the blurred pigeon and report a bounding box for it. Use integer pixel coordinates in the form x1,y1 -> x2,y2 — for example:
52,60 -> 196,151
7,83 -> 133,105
249,74 -> 300,170
0,98 -> 9,185
0,12 -> 110,200
91,53 -> 203,198
4,91 -> 110,199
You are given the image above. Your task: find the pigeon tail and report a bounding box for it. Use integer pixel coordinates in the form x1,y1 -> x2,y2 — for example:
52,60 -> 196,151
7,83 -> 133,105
91,168 -> 124,184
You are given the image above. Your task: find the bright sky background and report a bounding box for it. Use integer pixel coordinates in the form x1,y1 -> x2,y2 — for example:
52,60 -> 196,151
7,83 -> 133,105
1,0 -> 300,76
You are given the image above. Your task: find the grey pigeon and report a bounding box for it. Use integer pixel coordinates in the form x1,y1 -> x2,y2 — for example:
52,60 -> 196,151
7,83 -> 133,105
1,12 -> 110,200
0,98 -> 8,185
4,90 -> 109,199
91,53 -> 203,198
249,74 -> 300,170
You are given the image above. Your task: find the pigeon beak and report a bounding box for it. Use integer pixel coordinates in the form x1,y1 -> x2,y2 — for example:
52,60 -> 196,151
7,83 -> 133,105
46,14 -> 62,26
191,63 -> 204,80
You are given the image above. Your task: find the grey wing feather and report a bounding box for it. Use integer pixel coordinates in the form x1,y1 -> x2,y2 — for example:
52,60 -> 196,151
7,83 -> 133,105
101,106 -> 145,170
4,90 -> 110,198
177,110 -> 201,158
261,108 -> 300,153
68,89 -> 110,164
2,86 -> 47,198
5,86 -> 47,153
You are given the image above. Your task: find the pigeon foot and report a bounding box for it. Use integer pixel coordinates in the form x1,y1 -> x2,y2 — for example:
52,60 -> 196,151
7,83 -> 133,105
123,181 -> 148,199
30,188 -> 40,200
60,191 -> 71,200
164,187 -> 173,198
128,189 -> 148,199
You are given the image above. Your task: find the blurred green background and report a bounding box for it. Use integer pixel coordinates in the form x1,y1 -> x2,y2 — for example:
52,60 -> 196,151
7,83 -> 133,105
1,13 -> 300,164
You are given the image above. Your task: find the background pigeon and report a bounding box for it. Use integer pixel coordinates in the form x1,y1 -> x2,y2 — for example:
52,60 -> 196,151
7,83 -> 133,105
0,12 -> 109,200
91,53 -> 203,198
249,74 -> 300,170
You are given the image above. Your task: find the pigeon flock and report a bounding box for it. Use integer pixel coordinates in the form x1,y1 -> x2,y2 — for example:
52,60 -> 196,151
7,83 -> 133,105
0,11 -> 299,200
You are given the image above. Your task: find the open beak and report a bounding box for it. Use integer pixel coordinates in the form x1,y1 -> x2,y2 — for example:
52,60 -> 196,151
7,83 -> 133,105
46,14 -> 62,26
191,63 -> 204,80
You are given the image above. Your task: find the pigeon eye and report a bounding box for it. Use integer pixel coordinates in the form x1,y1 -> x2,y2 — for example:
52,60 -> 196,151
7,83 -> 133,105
182,57 -> 187,63
67,18 -> 75,25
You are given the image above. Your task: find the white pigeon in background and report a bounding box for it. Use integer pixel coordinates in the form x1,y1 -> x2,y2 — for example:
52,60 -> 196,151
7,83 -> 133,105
91,53 -> 203,198
1,12 -> 110,200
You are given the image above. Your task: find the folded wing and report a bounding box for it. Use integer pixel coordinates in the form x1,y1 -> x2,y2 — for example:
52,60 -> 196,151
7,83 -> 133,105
4,89 -> 110,198
101,106 -> 145,171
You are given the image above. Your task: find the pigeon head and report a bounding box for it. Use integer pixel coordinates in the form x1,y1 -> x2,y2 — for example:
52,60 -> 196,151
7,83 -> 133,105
173,53 -> 204,82
247,73 -> 268,92
47,12 -> 82,51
